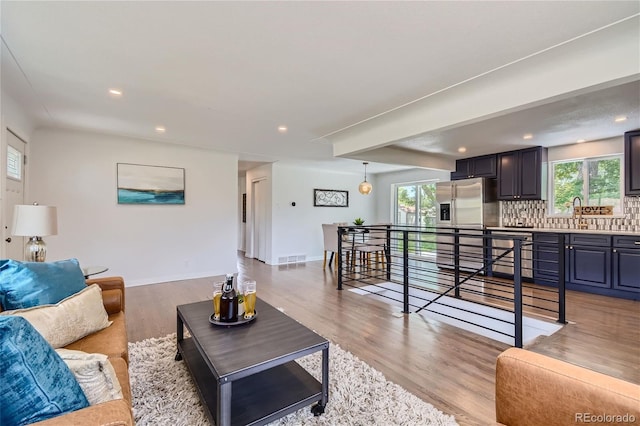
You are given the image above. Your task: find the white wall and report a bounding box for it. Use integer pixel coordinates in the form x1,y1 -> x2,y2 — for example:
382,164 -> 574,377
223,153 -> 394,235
244,162 -> 376,264
237,175 -> 247,251
548,136 -> 623,161
28,128 -> 238,286
0,92 -> 37,258
1,94 -> 36,143
272,162 -> 376,264
375,168 -> 450,223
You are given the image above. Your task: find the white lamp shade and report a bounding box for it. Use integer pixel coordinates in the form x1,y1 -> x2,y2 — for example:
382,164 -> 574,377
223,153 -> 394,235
12,205 -> 58,237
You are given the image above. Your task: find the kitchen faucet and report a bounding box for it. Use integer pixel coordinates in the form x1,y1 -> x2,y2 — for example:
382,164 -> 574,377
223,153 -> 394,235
572,196 -> 588,229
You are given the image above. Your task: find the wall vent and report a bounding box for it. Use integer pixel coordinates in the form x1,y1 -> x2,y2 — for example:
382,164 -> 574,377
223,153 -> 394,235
279,254 -> 307,264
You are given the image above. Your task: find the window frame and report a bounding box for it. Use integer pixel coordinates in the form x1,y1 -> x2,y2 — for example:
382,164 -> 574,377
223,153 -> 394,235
548,153 -> 624,217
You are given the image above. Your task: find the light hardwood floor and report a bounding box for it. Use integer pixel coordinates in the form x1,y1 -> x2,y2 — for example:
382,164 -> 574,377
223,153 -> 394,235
125,252 -> 639,425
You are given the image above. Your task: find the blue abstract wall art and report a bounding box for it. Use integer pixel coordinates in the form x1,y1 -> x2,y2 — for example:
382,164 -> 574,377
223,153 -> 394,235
117,163 -> 185,205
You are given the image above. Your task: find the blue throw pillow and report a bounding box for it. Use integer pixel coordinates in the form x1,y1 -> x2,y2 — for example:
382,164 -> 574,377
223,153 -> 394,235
0,315 -> 89,425
0,258 -> 87,310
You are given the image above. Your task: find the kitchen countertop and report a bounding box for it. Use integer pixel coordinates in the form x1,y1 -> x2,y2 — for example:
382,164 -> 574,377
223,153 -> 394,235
487,226 -> 640,236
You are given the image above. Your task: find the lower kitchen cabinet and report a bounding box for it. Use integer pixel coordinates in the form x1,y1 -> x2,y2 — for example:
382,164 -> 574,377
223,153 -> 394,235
532,233 -> 560,286
612,236 -> 640,293
566,234 -> 612,291
567,245 -> 611,288
530,232 -> 638,300
613,249 -> 640,292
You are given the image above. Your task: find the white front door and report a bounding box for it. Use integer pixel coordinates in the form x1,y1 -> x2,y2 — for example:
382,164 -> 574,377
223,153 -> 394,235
4,130 -> 26,260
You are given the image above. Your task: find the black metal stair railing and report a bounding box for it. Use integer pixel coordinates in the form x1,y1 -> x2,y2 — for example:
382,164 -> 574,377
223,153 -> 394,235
336,224 -> 567,348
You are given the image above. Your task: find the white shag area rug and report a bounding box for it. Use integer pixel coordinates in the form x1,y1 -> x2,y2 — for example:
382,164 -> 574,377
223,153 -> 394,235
129,333 -> 459,426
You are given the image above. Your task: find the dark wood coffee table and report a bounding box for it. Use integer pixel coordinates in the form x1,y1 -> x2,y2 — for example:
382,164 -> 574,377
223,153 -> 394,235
176,298 -> 329,426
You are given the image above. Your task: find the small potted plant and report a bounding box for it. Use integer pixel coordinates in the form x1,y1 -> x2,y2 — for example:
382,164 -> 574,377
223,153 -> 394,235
353,218 -> 365,226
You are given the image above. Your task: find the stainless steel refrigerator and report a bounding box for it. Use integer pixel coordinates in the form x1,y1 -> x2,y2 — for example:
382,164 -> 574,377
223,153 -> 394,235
435,177 -> 498,272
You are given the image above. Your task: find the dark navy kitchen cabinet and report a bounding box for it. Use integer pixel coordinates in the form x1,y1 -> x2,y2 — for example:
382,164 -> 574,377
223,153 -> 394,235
566,234 -> 611,288
568,246 -> 611,288
529,232 -> 638,300
612,236 -> 640,293
532,233 -> 560,287
624,129 -> 640,196
451,154 -> 497,180
497,151 -> 518,198
497,147 -> 547,200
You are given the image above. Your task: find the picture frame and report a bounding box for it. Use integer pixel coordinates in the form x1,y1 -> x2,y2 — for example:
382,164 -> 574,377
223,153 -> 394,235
242,193 -> 247,223
117,163 -> 185,205
314,189 -> 349,207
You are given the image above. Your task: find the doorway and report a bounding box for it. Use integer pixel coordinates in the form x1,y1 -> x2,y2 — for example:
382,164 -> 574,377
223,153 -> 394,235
394,181 -> 437,256
252,178 -> 267,262
3,129 -> 26,260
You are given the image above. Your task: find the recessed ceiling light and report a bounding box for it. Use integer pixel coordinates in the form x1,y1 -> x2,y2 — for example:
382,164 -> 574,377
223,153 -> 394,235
457,147 -> 467,153
523,134 -> 533,140
108,88 -> 123,96
576,139 -> 586,143
614,116 -> 627,123
277,125 -> 288,133
155,126 -> 166,133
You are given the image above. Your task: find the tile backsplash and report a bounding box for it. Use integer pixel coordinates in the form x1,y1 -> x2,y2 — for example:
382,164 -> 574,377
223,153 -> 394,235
500,197 -> 640,232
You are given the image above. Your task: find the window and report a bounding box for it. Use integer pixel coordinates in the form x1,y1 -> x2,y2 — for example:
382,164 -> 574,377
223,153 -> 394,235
394,181 -> 437,255
551,155 -> 622,215
7,145 -> 22,181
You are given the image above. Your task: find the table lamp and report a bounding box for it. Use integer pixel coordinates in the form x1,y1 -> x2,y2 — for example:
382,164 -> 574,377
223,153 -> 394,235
12,203 -> 58,262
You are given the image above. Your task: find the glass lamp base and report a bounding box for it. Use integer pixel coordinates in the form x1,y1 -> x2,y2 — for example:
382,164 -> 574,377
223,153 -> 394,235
25,237 -> 47,262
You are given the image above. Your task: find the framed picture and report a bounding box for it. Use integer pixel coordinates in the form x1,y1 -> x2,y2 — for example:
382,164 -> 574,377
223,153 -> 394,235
242,193 -> 247,223
117,163 -> 185,205
314,189 -> 349,207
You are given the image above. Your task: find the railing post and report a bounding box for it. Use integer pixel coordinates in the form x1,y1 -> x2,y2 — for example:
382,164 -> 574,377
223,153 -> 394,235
402,230 -> 410,313
557,233 -> 566,324
454,229 -> 460,298
385,225 -> 391,281
337,228 -> 343,290
514,238 -> 523,348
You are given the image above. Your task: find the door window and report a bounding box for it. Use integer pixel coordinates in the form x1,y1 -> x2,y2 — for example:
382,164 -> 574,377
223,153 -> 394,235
394,181 -> 437,254
7,145 -> 22,180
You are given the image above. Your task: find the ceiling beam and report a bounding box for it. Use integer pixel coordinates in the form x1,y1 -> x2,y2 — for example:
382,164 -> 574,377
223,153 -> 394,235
329,16 -> 640,158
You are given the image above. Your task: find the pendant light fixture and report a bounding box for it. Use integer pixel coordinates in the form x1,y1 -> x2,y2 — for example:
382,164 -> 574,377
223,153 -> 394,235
358,162 -> 373,195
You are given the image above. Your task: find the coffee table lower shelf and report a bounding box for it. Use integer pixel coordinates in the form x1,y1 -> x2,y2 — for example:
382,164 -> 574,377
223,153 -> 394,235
178,337 -> 323,426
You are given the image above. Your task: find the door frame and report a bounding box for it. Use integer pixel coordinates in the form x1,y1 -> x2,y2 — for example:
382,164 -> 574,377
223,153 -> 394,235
2,127 -> 28,260
251,177 -> 267,262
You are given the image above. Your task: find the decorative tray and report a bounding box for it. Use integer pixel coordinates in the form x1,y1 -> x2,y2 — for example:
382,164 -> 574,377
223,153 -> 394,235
209,311 -> 257,327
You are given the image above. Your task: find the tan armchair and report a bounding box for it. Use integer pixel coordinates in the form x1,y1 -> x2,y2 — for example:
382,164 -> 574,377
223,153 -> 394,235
496,348 -> 639,426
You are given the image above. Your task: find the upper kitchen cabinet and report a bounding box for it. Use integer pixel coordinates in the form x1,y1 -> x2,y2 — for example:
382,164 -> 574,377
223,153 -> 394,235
497,146 -> 548,200
451,154 -> 497,180
624,129 -> 640,196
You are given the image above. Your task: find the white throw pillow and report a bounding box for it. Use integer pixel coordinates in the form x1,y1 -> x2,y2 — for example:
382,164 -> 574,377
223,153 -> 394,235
0,284 -> 112,348
55,348 -> 123,405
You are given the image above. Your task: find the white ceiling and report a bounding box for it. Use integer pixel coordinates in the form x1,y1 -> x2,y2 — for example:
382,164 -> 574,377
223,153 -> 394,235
2,1 -> 639,175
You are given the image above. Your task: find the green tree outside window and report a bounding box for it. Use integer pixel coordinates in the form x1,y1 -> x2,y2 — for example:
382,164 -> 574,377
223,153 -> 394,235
552,155 -> 621,215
